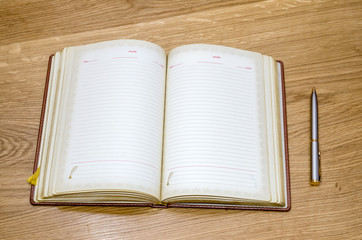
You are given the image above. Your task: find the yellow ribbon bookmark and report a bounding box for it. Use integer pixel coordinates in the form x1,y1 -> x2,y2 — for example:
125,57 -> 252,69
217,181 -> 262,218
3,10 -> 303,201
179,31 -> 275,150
27,167 -> 40,186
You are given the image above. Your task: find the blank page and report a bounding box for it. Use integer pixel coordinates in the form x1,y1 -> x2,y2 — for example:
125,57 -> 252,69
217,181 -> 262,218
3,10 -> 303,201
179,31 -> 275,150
162,44 -> 270,202
54,40 -> 166,200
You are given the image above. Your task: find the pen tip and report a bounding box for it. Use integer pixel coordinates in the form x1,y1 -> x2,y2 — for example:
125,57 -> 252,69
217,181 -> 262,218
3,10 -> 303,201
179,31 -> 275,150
312,87 -> 316,92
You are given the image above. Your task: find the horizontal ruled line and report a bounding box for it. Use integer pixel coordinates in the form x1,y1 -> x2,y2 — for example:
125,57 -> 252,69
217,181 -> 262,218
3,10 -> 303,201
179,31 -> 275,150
112,57 -> 138,59
152,61 -> 165,68
237,66 -> 252,70
169,63 -> 182,69
70,160 -> 158,170
167,165 -> 256,173
83,60 -> 98,63
197,61 -> 223,64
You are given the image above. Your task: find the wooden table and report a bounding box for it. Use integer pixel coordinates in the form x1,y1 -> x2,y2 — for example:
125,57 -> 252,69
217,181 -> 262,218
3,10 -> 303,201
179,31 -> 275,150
1,0 -> 361,239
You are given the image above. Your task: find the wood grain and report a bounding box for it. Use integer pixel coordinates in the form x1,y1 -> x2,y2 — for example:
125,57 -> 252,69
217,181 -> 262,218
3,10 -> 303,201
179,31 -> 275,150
0,0 -> 361,239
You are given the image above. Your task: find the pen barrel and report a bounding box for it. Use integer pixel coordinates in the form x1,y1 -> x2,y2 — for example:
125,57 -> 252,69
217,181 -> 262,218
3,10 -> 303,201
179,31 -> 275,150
311,92 -> 318,140
311,141 -> 320,181
311,90 -> 320,184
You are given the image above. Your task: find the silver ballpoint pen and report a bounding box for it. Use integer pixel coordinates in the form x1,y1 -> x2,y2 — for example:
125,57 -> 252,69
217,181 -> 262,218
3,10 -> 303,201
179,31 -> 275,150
311,87 -> 321,185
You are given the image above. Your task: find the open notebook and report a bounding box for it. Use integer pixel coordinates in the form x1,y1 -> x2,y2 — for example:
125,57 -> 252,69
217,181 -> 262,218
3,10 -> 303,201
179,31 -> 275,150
30,40 -> 290,211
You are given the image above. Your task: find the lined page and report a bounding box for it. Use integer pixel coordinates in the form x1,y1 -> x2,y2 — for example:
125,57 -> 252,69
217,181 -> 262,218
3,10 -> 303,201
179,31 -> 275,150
54,40 -> 166,199
162,44 -> 270,201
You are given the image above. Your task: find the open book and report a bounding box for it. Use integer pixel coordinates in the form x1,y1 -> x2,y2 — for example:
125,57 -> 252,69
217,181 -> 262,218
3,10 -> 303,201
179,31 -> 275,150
30,40 -> 290,211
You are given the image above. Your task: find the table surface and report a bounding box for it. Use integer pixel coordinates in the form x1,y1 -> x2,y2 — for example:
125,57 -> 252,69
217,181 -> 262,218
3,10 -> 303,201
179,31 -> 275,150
1,0 -> 361,239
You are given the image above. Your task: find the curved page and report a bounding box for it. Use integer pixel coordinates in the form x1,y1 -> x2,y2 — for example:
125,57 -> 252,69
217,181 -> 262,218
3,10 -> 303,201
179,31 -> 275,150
162,44 -> 270,202
53,40 -> 166,200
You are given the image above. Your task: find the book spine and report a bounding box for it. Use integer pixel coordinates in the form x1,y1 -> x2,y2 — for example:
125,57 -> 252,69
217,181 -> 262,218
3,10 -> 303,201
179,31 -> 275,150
152,203 -> 168,208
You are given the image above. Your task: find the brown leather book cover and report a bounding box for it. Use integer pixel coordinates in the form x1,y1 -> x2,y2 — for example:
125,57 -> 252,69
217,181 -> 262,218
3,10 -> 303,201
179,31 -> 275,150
30,56 -> 290,211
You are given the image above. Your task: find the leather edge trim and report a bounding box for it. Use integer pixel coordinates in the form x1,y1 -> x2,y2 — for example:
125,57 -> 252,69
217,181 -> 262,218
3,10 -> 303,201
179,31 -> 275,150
30,54 -> 54,205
